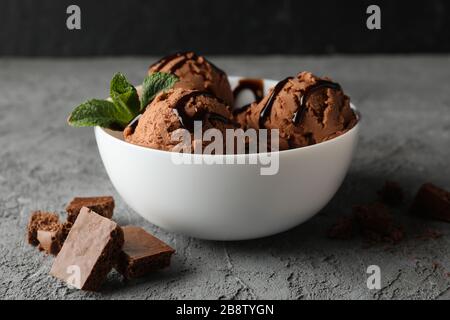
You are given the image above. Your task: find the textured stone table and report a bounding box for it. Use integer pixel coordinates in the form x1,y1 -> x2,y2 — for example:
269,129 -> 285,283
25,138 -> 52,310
0,56 -> 449,300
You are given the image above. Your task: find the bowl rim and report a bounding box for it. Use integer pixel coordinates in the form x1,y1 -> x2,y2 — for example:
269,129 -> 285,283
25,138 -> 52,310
96,76 -> 360,158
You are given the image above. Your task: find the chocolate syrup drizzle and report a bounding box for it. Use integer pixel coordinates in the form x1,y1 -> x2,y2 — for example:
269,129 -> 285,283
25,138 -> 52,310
233,78 -> 264,103
232,103 -> 251,116
258,77 -> 341,127
172,91 -> 235,131
258,77 -> 292,128
150,52 -> 181,71
232,78 -> 264,115
150,52 -> 226,75
292,79 -> 341,124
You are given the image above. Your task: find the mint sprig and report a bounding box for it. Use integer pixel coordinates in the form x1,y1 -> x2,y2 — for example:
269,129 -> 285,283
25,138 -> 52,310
140,72 -> 179,111
110,73 -> 140,115
67,99 -> 131,130
68,72 -> 178,130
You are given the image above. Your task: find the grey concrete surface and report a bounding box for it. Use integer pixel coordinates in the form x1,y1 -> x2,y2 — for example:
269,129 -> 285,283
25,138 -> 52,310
0,56 -> 449,300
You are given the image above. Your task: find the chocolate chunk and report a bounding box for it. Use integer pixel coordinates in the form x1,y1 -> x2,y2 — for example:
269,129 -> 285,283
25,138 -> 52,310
354,203 -> 392,234
116,226 -> 175,279
327,215 -> 355,240
37,230 -> 61,255
50,207 -> 124,291
410,183 -> 450,222
353,203 -> 404,244
58,221 -> 73,244
65,196 -> 114,223
377,180 -> 404,206
28,211 -> 75,255
28,211 -> 60,247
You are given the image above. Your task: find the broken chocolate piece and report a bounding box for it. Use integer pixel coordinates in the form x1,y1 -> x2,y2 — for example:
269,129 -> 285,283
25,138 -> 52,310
28,211 -> 60,247
410,183 -> 450,222
353,203 -> 404,244
58,221 -> 73,244
41,223 -> 74,256
65,196 -> 114,223
377,180 -> 404,206
27,211 -> 75,255
50,207 -> 124,291
116,226 -> 175,279
37,229 -> 61,255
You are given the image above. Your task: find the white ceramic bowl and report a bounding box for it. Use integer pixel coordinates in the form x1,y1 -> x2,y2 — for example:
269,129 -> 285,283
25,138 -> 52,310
95,76 -> 359,240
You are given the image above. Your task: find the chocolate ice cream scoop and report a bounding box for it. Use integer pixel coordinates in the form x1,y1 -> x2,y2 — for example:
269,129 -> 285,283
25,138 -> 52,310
124,88 -> 238,152
235,72 -> 357,150
149,52 -> 234,106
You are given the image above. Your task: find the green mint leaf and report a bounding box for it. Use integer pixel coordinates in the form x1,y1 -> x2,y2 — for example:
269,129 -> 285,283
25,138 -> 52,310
110,72 -> 140,115
67,99 -> 133,130
140,72 -> 178,111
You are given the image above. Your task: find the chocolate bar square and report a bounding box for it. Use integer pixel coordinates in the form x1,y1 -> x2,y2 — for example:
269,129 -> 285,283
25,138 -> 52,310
410,183 -> 450,222
50,207 -> 124,291
65,196 -> 114,223
116,226 -> 175,279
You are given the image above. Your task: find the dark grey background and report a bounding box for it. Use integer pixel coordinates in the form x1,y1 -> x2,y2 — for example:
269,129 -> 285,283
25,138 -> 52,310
1,56 -> 450,299
1,0 -> 449,56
